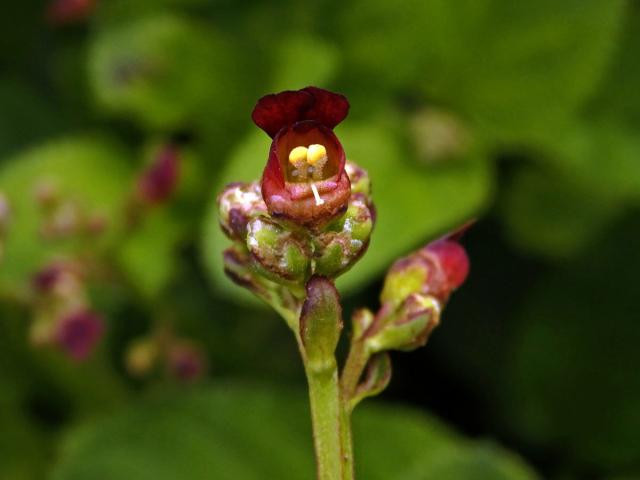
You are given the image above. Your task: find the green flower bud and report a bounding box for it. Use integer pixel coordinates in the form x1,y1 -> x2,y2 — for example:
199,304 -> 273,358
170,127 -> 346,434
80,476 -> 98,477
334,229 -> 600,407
312,195 -> 374,277
246,216 -> 311,284
351,308 -> 375,341
345,161 -> 372,198
350,353 -> 392,408
365,293 -> 441,352
217,182 -> 267,242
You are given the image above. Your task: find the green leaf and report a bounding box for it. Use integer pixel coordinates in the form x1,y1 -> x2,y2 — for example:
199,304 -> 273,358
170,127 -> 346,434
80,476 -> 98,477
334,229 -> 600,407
89,14 -> 238,131
117,208 -> 183,300
339,0 -> 625,142
501,165 -> 621,259
270,35 -> 340,92
53,383 -> 538,480
501,218 -> 640,470
0,136 -> 133,298
202,121 -> 491,304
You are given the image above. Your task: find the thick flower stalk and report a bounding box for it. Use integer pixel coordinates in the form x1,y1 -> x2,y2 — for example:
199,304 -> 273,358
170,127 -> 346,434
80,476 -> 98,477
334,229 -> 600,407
217,86 -> 471,480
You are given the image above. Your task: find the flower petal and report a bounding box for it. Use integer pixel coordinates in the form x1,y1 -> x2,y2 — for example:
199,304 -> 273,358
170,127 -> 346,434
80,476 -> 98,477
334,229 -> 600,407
301,87 -> 350,130
251,90 -> 314,138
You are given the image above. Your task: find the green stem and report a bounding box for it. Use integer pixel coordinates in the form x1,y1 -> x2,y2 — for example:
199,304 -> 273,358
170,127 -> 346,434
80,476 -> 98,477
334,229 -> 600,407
340,339 -> 370,408
339,401 -> 355,480
302,344 -> 344,480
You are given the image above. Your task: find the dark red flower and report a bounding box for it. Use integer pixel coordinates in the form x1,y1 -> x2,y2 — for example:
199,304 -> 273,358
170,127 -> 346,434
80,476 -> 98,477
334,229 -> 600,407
137,145 -> 181,205
252,87 -> 351,226
47,0 -> 96,26
55,309 -> 104,361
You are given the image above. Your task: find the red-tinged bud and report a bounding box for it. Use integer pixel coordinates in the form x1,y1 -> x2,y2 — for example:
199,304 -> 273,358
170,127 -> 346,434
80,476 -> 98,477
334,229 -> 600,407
137,145 -> 180,205
46,0 -> 96,26
381,226 -> 470,306
32,264 -> 65,293
32,261 -> 84,300
365,293 -> 441,353
420,239 -> 470,293
253,87 -> 352,227
166,342 -> 206,383
55,309 -> 104,361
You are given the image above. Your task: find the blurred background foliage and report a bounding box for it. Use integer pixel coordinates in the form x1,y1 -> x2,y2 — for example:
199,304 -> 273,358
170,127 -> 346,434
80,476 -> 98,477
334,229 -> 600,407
1,0 -> 639,478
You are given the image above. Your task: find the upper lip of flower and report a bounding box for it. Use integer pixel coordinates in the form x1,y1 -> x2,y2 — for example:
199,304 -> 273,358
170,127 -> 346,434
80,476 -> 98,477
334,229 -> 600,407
252,87 -> 349,138
253,87 -> 352,226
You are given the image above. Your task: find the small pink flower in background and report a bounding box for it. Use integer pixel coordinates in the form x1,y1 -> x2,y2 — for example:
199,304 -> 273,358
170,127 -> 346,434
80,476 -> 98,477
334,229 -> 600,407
55,309 -> 104,361
47,0 -> 96,26
136,145 -> 181,205
167,342 -> 206,382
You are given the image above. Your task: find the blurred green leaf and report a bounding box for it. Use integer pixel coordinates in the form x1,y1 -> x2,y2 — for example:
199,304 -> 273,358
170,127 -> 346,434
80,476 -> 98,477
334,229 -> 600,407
53,383 -> 537,480
339,0 -> 625,142
89,14 -> 238,131
0,78 -> 65,159
501,217 -> 640,470
501,166 -> 621,259
117,208 -> 183,300
270,35 -> 340,91
202,121 -> 491,304
0,136 -> 133,298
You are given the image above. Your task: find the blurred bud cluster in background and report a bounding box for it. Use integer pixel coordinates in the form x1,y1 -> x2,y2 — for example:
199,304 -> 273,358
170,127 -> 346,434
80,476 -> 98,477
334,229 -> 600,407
1,0 -> 639,479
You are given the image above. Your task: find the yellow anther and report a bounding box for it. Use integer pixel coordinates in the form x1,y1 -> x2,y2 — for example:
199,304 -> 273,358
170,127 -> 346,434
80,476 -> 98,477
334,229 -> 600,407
288,146 -> 309,166
306,144 -> 327,166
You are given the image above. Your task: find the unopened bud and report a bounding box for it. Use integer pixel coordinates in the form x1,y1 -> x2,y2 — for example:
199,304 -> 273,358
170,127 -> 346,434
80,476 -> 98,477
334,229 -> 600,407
313,195 -> 374,277
47,0 -> 96,26
351,308 -> 374,341
345,161 -> 372,198
137,145 -> 180,205
246,216 -> 311,284
366,293 -> 440,352
381,231 -> 469,307
218,182 -> 267,242
350,353 -> 392,408
166,341 -> 206,383
55,309 -> 104,361
125,338 -> 159,377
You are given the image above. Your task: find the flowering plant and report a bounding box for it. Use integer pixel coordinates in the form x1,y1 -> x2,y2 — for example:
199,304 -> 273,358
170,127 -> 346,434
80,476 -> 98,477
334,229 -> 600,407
218,87 -> 470,479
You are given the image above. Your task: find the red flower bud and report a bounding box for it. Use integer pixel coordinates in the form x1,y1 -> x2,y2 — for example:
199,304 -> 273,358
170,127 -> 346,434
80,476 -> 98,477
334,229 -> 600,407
381,226 -> 471,306
167,342 -> 206,383
253,87 -> 351,226
55,309 -> 104,361
137,145 -> 180,205
47,0 -> 96,26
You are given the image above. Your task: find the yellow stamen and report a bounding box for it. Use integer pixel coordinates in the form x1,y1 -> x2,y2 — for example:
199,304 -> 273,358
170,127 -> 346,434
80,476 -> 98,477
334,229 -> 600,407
310,183 -> 325,206
307,144 -> 328,181
289,146 -> 309,166
288,146 -> 309,180
306,144 -> 327,166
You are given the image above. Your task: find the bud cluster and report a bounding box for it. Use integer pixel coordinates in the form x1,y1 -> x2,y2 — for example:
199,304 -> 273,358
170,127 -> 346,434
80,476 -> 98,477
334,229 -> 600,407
34,179 -> 108,240
361,232 -> 470,353
218,161 -> 375,296
125,328 -> 207,383
30,260 -> 105,361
